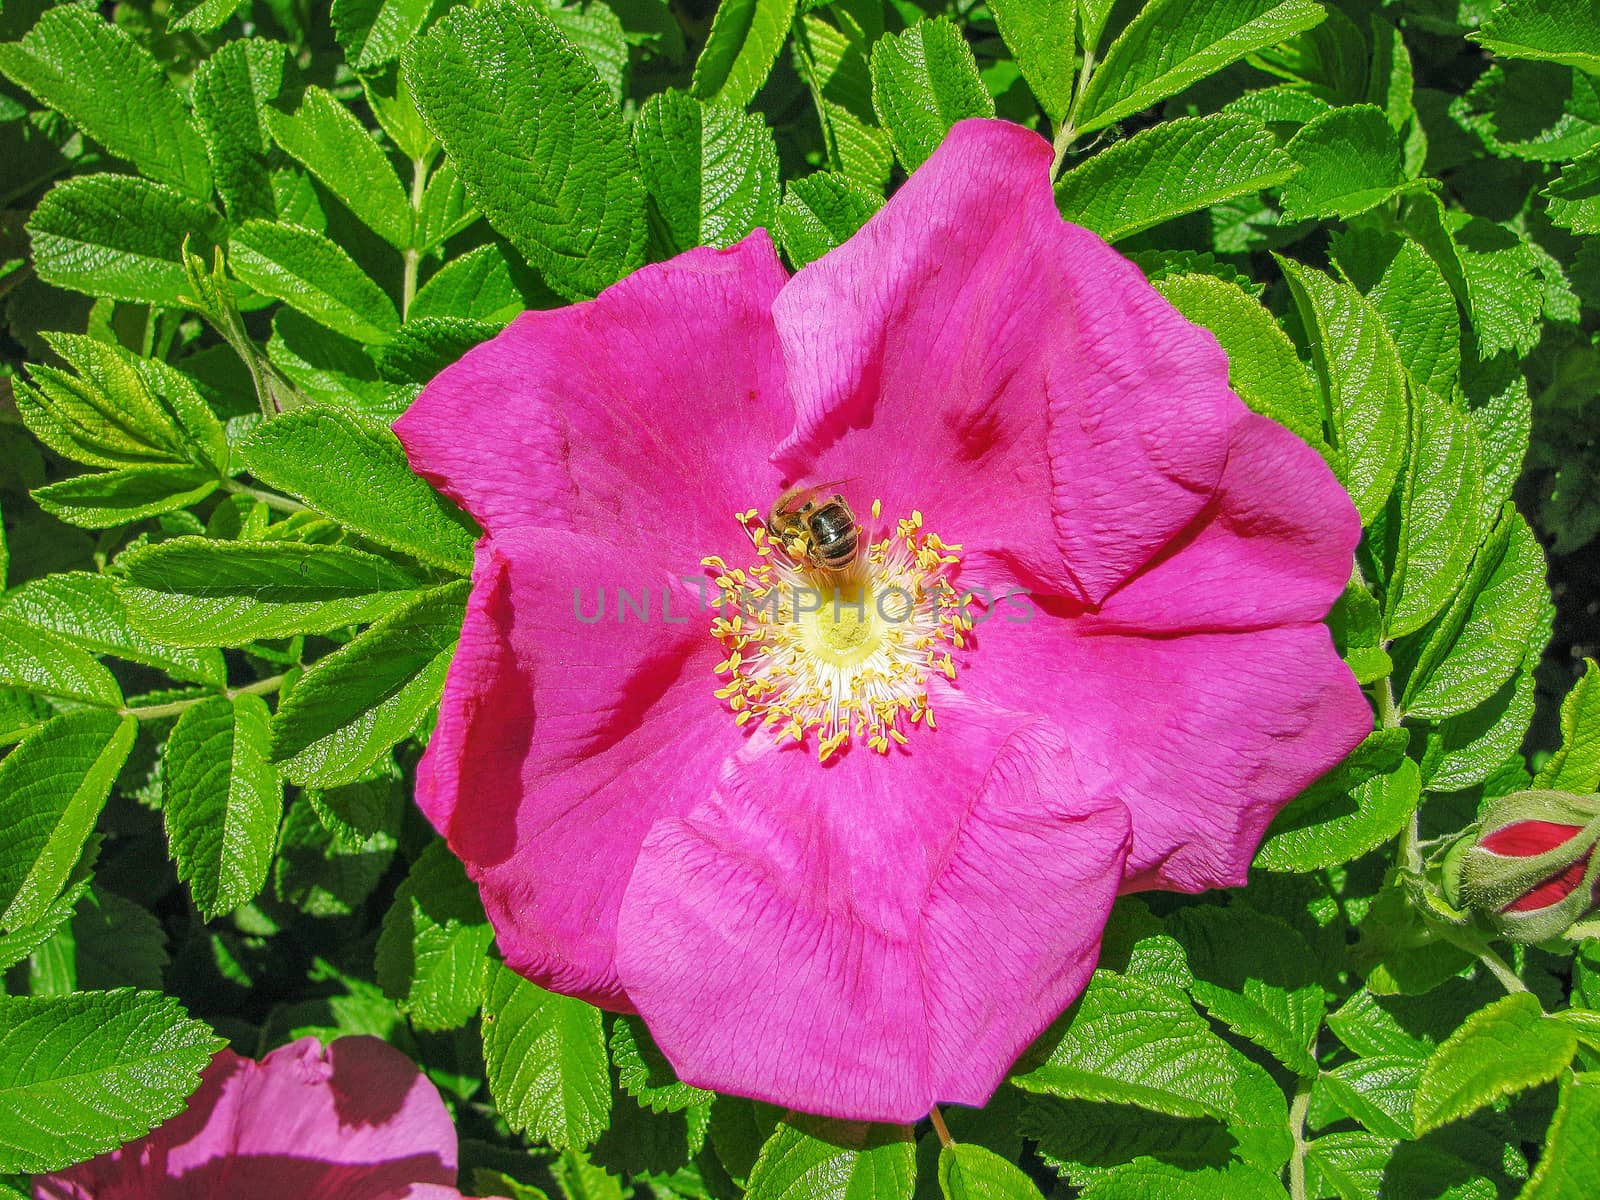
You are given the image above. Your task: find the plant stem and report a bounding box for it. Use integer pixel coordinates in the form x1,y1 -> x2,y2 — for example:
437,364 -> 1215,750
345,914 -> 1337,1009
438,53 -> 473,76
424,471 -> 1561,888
1428,919 -> 1531,994
402,156 -> 428,320
1287,1061 -> 1315,1200
1051,46 -> 1097,178
221,479 -> 308,514
928,1105 -> 954,1149
122,673 -> 287,721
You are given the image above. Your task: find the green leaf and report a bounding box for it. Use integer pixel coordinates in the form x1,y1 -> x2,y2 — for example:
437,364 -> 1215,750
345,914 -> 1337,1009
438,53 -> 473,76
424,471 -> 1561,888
938,1142 -> 1045,1199
192,39 -> 292,224
1473,0 -> 1600,74
1013,972 -> 1280,1138
1521,1072 -> 1600,1198
406,0 -> 647,299
547,2 -> 630,106
1424,652 -> 1539,792
1400,508 -> 1550,720
2,571 -> 225,686
799,10 -> 894,192
409,243 -> 534,323
15,333 -> 228,472
163,693 -> 283,919
270,581 -> 464,787
989,0 -> 1075,120
1331,227 -> 1461,397
413,158 -> 478,253
0,868 -> 90,975
306,771 -> 401,850
33,463 -> 220,528
746,1118 -> 915,1200
0,990 -> 222,1175
376,316 -> 498,384
1545,147 -> 1600,234
1169,906 -> 1325,1077
869,17 -> 993,171
775,171 -> 882,268
168,0 -> 247,33
230,220 -> 400,342
634,90 -> 782,252
1075,0 -> 1326,134
0,4 -> 211,196
28,175 -> 223,307
1535,659 -> 1600,792
1456,218 -> 1546,358
1281,104 -> 1421,221
1413,993 -> 1576,1134
1255,741 -> 1418,872
375,841 -> 492,1030
274,793 -> 398,917
483,961 -> 612,1151
1385,389 -> 1483,639
610,1015 -> 715,1114
332,0 -> 437,71
1279,258 -> 1409,522
1078,1162 -> 1288,1200
267,309 -> 398,413
0,711 -> 135,931
1151,271 -> 1323,452
70,888 -> 169,993
119,537 -> 424,646
1328,982 -> 1496,1063
1316,1055 -> 1424,1139
239,407 -> 477,572
691,0 -> 796,108
266,87 -> 413,250
0,612 -> 124,707
1057,114 -> 1294,243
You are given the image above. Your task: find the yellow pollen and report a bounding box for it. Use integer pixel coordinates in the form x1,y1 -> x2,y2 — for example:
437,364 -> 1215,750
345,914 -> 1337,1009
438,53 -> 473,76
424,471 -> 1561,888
705,502 -> 967,761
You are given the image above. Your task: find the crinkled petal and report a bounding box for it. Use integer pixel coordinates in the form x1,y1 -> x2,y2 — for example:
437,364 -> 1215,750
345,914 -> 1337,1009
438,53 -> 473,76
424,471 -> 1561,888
419,527 -> 739,1008
1077,413 -> 1361,633
962,616 -> 1371,891
393,231 -> 790,562
771,118 -> 1234,601
614,697 -> 1130,1122
35,1038 -> 456,1200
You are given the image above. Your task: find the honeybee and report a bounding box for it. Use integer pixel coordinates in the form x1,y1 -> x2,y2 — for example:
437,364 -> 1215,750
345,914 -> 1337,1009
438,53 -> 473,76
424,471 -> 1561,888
766,482 -> 859,572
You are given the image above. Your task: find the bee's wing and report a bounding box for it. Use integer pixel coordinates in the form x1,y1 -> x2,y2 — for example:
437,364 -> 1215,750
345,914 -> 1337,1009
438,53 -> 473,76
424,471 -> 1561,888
779,479 -> 857,511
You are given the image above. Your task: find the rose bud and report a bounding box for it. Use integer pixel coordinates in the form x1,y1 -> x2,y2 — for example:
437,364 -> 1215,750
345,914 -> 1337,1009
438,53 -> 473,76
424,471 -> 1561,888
1457,789 -> 1600,942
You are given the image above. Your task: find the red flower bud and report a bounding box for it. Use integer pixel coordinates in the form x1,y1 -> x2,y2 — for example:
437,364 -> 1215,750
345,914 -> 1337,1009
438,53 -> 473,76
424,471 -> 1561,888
1457,791 -> 1600,942
1477,820 -> 1594,912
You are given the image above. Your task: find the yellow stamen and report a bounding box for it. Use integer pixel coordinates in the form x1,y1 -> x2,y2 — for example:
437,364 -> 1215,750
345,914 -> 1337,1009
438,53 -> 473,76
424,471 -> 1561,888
705,502 -> 966,759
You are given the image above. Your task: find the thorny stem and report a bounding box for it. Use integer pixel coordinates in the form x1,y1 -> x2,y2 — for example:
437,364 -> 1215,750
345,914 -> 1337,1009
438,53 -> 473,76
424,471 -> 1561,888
1287,1052 -> 1315,1200
121,673 -> 287,721
928,1105 -> 954,1149
221,478 -> 308,514
402,156 -> 428,320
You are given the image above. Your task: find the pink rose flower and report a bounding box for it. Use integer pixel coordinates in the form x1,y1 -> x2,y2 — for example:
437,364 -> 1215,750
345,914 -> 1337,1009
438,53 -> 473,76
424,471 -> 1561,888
35,1036 -> 492,1200
393,118 -> 1370,1122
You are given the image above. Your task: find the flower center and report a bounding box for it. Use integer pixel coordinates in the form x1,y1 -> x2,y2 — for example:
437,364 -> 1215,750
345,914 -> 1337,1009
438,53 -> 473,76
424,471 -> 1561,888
705,503 -> 969,761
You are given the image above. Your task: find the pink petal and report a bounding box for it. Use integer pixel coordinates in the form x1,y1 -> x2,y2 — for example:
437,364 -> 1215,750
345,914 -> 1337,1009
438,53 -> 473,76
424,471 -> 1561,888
35,1038 -> 457,1200
963,617 -> 1371,891
1078,413 -> 1361,633
393,231 -> 791,562
614,697 -> 1130,1122
419,527 -> 740,1008
770,118 -> 1234,601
